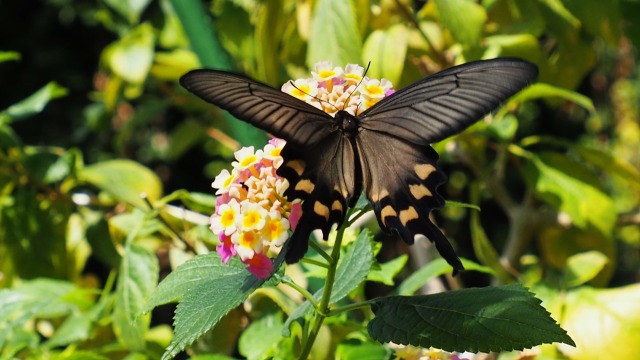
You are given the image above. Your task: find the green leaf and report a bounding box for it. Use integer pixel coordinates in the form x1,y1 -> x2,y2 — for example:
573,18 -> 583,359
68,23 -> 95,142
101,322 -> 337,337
563,0 -> 621,45
574,145 -> 640,188
469,184 -> 513,283
560,284 -> 640,359
367,255 -> 408,286
0,82 -> 68,122
369,284 -> 575,352
434,0 -> 486,51
113,242 -> 158,351
486,114 -> 519,141
0,51 -> 20,63
362,25 -> 408,86
497,83 -> 594,119
563,250 -> 609,287
307,0 -> 362,68
335,339 -> 390,360
513,148 -> 617,235
78,159 -> 163,209
283,229 -> 374,335
238,311 -> 285,360
21,148 -> 73,184
103,23 -> 155,84
144,252 -> 280,360
394,258 -> 493,296
103,0 -> 151,23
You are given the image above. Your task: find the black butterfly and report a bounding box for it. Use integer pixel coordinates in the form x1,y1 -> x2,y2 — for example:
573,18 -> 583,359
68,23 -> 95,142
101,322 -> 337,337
180,58 -> 538,273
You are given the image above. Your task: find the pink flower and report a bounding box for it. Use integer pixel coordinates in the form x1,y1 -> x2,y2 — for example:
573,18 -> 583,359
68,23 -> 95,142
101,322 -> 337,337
216,233 -> 236,264
243,253 -> 274,279
289,202 -> 302,231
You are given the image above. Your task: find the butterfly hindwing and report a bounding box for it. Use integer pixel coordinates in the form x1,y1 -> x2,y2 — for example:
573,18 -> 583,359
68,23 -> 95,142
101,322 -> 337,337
356,130 -> 464,272
180,70 -> 335,148
277,136 -> 358,263
360,58 -> 539,145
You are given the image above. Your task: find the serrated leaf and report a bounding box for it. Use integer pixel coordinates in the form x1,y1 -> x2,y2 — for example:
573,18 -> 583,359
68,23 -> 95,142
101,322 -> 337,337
283,229 -> 374,335
369,284 -> 575,352
563,250 -> 608,287
114,242 -> 158,350
307,0 -> 362,68
147,252 -> 281,360
78,159 -> 162,208
0,82 -> 68,122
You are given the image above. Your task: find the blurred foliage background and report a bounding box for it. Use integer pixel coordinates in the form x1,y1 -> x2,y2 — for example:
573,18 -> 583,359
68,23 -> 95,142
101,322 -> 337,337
0,0 -> 639,359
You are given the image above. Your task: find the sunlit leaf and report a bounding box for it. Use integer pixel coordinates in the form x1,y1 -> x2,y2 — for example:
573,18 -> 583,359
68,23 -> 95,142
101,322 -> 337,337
560,285 -> 640,359
307,0 -> 362,68
512,147 -> 617,235
103,23 -> 155,85
434,0 -> 486,51
497,83 -> 594,119
563,251 -> 609,287
362,25 -> 408,86
113,242 -> 158,351
78,159 -> 163,209
367,255 -> 408,286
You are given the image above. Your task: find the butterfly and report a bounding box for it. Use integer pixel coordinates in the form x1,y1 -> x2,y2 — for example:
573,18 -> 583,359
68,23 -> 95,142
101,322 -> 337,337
180,58 -> 538,273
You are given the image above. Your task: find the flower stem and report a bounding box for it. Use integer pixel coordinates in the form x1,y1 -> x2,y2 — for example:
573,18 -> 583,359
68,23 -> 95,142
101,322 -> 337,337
297,220 -> 348,359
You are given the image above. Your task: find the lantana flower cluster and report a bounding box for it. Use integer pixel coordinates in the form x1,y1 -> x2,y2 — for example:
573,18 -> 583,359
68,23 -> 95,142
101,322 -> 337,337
210,62 -> 395,278
281,61 -> 395,116
211,138 -> 302,278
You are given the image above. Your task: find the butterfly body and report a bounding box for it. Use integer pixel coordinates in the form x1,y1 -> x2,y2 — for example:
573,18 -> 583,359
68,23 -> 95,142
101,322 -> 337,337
180,59 -> 539,273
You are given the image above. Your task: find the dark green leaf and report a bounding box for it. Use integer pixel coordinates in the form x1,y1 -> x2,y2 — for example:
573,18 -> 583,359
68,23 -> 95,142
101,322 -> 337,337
369,284 -> 575,352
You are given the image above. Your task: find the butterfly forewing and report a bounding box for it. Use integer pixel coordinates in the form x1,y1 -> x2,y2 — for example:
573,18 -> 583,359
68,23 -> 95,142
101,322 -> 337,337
360,59 -> 539,145
180,70 -> 335,149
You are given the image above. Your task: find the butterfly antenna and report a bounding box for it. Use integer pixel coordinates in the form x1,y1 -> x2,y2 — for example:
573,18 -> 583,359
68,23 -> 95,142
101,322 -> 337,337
343,61 -> 371,113
289,81 -> 340,112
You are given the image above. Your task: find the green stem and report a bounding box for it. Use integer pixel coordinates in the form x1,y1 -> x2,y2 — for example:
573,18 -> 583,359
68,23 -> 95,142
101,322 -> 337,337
327,300 -> 375,317
297,221 -> 348,359
281,277 -> 319,308
309,240 -> 333,263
